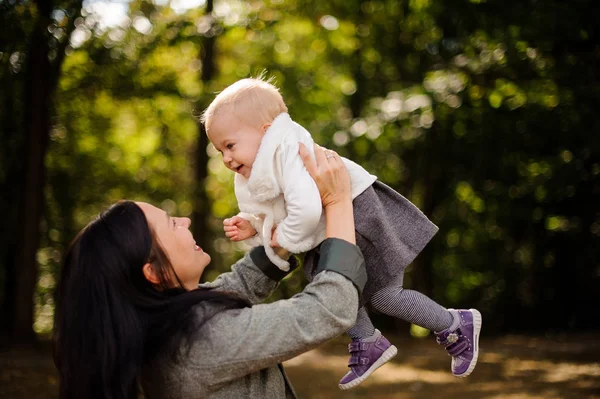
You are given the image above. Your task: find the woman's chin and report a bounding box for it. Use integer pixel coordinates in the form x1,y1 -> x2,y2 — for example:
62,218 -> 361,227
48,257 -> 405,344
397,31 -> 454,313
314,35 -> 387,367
198,251 -> 211,265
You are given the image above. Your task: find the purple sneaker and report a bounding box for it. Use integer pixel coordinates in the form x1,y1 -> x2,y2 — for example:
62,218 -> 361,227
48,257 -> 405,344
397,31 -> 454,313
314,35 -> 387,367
338,329 -> 398,390
435,308 -> 482,378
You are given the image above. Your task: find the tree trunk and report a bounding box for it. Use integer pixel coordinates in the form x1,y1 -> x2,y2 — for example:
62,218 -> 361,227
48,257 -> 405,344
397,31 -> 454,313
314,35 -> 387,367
192,0 -> 216,253
9,0 -> 82,344
11,0 -> 54,343
0,48 -> 25,341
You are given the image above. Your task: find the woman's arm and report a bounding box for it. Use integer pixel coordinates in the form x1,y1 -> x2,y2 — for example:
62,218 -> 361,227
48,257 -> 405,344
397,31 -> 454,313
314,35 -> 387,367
274,141 -> 356,251
299,143 -> 355,244
187,239 -> 366,386
199,246 -> 296,305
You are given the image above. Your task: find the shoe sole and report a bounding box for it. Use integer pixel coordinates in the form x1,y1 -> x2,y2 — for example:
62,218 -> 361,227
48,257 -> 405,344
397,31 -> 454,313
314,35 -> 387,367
454,308 -> 482,378
338,345 -> 398,390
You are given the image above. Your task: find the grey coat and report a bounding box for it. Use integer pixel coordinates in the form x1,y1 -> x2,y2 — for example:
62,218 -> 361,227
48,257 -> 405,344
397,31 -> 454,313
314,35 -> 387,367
141,238 -> 367,398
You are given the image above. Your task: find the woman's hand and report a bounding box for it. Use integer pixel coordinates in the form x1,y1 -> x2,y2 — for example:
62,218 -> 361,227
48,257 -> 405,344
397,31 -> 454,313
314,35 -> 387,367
299,143 -> 355,244
298,143 -> 351,208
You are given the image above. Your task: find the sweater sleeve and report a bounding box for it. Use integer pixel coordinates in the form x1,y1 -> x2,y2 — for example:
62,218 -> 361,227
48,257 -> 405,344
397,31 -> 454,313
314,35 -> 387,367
199,246 -> 297,305
186,239 -> 367,387
274,142 -> 324,253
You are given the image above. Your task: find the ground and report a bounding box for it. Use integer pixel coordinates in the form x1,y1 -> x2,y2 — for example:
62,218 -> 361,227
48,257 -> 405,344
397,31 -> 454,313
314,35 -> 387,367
1,333 -> 599,398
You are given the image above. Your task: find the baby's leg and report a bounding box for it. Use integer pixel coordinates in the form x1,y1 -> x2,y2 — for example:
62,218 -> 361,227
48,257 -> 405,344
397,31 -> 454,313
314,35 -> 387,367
370,278 -> 454,332
370,277 -> 482,378
347,306 -> 375,339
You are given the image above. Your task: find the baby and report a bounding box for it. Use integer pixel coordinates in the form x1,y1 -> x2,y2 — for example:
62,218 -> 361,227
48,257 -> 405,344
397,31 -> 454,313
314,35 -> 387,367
202,77 -> 482,390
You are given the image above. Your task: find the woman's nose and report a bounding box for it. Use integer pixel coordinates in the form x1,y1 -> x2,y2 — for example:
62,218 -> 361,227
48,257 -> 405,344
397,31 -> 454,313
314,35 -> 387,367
175,217 -> 191,229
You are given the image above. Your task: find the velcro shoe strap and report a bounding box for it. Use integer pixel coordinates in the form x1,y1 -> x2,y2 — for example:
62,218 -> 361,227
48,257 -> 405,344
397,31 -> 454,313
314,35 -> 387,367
436,330 -> 451,342
446,338 -> 469,357
348,342 -> 368,352
348,355 -> 371,366
436,331 -> 461,347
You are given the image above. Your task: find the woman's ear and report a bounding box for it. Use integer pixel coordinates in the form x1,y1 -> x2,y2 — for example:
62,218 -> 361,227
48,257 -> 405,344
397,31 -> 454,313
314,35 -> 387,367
142,263 -> 161,285
261,123 -> 271,133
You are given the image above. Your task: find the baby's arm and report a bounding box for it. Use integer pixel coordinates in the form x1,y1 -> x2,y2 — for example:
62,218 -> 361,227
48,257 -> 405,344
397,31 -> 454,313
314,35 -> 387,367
223,215 -> 258,241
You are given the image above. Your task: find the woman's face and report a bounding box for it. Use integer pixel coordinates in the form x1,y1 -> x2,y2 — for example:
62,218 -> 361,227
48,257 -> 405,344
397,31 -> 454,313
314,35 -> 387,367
137,202 -> 211,290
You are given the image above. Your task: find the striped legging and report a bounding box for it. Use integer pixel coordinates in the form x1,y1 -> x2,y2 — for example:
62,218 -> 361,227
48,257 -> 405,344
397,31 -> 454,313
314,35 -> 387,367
347,277 -> 454,340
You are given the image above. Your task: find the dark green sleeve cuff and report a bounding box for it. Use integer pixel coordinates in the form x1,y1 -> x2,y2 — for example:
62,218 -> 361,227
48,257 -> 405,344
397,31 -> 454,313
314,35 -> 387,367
249,246 -> 299,281
315,238 -> 367,294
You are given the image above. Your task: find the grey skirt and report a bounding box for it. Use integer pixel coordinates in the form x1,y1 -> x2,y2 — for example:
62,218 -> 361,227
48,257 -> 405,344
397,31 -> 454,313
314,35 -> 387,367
303,180 -> 439,301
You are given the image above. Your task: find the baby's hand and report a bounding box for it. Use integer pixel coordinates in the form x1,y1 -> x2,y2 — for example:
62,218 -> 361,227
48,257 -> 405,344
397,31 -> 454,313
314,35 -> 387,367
223,216 -> 257,241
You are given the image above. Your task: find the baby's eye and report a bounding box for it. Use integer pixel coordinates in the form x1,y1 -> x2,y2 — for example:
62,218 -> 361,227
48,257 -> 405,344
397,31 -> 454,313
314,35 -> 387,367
226,143 -> 234,150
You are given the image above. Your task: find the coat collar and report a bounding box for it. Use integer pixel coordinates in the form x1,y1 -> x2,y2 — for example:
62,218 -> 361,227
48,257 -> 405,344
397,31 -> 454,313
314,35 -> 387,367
239,113 -> 294,202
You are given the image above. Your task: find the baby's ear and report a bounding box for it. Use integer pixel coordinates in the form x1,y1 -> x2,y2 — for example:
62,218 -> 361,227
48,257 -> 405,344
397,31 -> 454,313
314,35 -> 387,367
261,123 -> 271,133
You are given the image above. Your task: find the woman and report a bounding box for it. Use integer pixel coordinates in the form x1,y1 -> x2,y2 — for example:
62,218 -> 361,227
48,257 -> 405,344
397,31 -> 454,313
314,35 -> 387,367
53,144 -> 367,398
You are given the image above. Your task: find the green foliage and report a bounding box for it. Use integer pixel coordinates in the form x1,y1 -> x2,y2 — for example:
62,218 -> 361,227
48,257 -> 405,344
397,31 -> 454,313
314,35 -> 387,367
2,0 -> 598,334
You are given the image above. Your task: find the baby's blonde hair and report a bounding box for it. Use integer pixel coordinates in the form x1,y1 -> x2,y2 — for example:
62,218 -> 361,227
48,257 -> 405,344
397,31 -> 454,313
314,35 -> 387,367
201,75 -> 288,132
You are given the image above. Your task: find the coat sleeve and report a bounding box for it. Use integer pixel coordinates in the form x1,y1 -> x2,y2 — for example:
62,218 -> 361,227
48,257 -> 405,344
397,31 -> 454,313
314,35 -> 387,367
199,246 -> 296,305
273,142 -> 323,253
187,238 -> 367,387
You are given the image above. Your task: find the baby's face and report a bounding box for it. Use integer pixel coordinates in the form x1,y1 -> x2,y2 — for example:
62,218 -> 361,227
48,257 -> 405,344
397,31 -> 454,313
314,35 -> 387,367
207,114 -> 266,179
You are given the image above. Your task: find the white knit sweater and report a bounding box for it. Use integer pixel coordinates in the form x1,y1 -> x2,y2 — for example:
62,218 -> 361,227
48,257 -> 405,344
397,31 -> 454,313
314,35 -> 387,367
235,113 -> 377,270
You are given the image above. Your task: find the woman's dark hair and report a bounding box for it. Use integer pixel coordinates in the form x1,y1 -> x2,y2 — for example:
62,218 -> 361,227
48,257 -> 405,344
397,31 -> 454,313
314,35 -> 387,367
53,201 -> 244,399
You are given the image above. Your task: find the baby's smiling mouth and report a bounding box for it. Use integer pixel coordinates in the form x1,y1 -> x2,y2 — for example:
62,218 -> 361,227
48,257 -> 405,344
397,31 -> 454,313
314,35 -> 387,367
235,165 -> 243,173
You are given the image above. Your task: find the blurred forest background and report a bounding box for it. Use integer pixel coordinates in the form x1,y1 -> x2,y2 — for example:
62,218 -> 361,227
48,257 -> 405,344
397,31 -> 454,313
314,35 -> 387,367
1,0 -> 599,352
